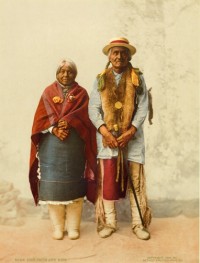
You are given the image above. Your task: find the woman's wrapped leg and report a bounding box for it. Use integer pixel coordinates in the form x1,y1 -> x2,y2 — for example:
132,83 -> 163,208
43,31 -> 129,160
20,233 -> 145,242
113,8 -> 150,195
66,198 -> 84,240
48,204 -> 66,240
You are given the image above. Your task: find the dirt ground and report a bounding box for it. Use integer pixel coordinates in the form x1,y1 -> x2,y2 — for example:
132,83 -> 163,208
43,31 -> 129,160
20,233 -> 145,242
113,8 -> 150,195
0,216 -> 198,263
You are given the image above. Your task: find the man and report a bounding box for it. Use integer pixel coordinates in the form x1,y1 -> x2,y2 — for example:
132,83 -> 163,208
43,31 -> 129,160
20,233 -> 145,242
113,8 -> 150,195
88,37 -> 151,240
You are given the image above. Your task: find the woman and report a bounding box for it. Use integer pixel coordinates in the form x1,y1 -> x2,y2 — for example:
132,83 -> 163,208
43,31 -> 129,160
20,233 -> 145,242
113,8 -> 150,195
29,59 -> 96,240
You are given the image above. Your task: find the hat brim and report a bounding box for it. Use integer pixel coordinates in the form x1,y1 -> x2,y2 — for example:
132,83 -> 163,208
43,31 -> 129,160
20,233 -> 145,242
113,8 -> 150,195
102,43 -> 136,55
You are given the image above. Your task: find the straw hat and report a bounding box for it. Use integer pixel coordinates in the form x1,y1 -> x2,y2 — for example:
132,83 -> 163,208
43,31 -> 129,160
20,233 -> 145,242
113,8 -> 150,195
102,37 -> 136,55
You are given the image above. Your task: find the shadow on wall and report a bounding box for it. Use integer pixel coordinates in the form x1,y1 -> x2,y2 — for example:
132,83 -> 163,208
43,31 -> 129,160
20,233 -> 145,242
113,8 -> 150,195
0,180 -> 26,226
0,180 -> 198,226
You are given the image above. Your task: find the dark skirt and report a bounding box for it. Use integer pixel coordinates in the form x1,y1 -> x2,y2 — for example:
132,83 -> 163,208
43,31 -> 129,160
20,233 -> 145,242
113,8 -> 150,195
38,128 -> 86,201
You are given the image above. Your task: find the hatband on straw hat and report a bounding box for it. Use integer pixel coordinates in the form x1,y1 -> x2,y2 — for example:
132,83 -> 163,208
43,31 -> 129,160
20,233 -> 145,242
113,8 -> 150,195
102,37 -> 136,55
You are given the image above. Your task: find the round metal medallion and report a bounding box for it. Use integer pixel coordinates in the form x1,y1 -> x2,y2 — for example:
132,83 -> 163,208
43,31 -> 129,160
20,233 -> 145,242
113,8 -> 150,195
114,101 -> 123,109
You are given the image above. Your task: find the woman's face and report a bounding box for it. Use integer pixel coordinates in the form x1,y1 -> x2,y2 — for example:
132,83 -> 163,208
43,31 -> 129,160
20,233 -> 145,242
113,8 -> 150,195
56,65 -> 76,86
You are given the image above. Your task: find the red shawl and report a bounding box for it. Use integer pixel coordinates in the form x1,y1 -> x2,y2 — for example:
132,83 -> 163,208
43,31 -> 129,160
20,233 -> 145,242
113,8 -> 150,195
29,81 -> 97,205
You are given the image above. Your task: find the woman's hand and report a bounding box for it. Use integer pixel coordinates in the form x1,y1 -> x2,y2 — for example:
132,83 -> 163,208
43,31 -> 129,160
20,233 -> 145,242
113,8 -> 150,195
52,127 -> 70,141
58,120 -> 70,129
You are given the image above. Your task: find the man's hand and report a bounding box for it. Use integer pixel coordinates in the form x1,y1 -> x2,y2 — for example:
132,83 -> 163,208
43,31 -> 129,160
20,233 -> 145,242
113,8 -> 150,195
117,126 -> 137,148
99,125 -> 118,148
52,127 -> 70,141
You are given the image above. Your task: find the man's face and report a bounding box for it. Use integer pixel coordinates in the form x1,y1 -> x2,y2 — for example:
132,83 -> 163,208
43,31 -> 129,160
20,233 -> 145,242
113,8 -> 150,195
56,65 -> 76,86
109,47 -> 129,73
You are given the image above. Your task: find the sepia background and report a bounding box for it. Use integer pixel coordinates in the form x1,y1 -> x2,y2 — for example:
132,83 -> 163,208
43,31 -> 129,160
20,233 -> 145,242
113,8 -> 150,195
0,0 -> 199,262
